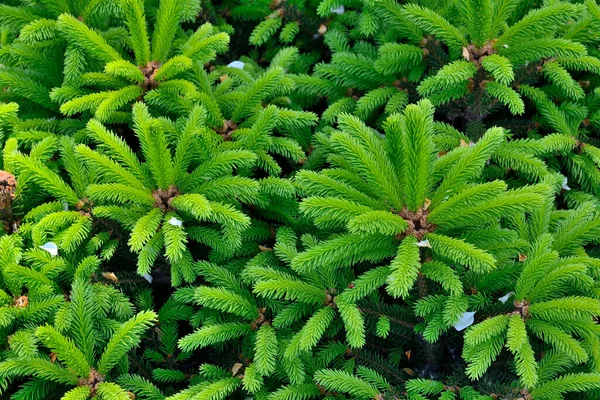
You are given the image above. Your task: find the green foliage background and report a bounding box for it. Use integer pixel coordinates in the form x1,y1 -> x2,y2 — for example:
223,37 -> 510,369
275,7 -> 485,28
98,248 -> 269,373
1,0 -> 600,399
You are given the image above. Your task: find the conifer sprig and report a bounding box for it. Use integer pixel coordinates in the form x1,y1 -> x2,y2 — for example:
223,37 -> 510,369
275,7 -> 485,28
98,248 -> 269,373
296,101 -> 548,334
52,0 -> 229,123
0,0 -> 600,399
78,103 -> 255,285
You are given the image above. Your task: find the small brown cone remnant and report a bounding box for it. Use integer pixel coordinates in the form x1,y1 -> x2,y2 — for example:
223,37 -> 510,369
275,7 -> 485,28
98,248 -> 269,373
214,120 -> 238,141
405,349 -> 412,360
0,171 -> 16,207
75,197 -> 94,217
152,185 -> 180,211
139,61 -> 161,92
88,369 -> 104,385
80,368 -> 105,394
265,7 -> 284,18
0,170 -> 16,233
102,272 -> 119,282
574,138 -> 586,153
324,292 -> 336,308
443,385 -> 460,393
13,296 -> 28,308
514,299 -> 530,319
517,389 -> 533,400
250,308 -> 268,330
269,0 -> 283,9
518,253 -> 528,262
318,24 -> 327,35
50,352 -> 58,363
462,42 -> 496,66
127,392 -> 136,400
397,206 -> 436,241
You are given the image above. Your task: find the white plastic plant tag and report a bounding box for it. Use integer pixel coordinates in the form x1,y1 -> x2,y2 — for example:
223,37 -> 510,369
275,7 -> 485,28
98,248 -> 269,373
227,61 -> 245,69
416,240 -> 431,248
168,216 -> 183,227
142,273 -> 153,283
498,291 -> 515,304
331,5 -> 345,14
503,44 -> 509,48
562,177 -> 571,191
454,311 -> 475,331
40,242 -> 58,257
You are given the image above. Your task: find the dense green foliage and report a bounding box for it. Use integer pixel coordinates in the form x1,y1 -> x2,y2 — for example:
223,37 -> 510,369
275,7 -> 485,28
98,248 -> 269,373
2,0 -> 600,399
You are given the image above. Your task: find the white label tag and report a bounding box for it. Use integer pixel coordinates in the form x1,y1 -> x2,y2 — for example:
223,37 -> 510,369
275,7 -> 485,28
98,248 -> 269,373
331,5 -> 345,14
40,242 -> 58,257
498,292 -> 515,304
227,61 -> 245,69
168,217 -> 183,227
142,273 -> 153,283
454,311 -> 475,331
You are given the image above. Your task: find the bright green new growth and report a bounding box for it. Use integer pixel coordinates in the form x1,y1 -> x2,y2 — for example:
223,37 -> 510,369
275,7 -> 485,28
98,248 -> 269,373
402,1 -> 591,113
0,261 -> 157,399
79,102 -> 254,285
464,199 -> 600,389
1,0 -> 600,399
52,0 -> 229,123
296,101 -> 548,341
